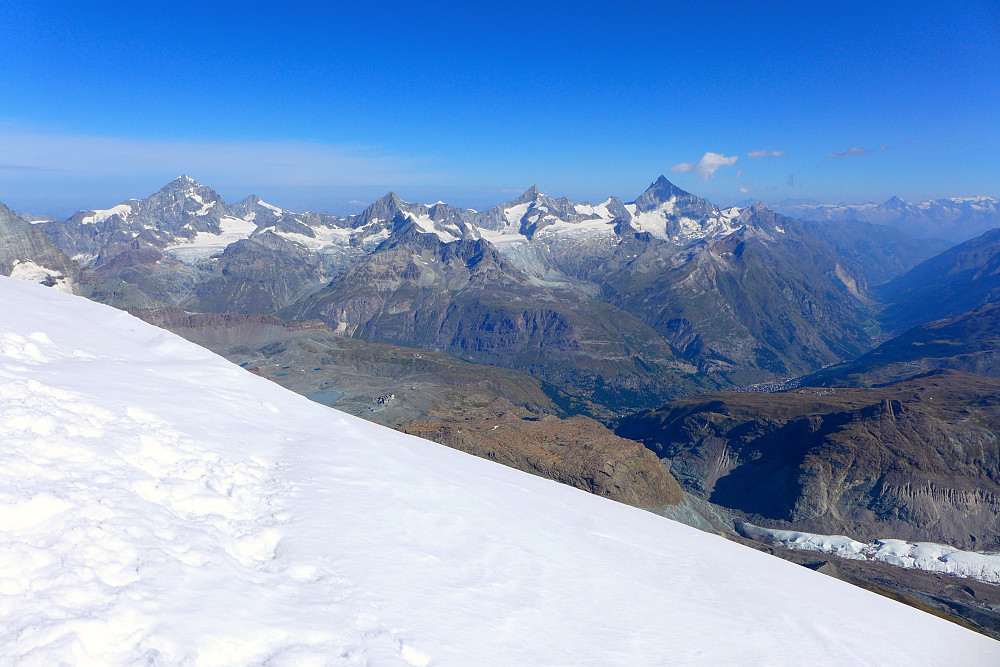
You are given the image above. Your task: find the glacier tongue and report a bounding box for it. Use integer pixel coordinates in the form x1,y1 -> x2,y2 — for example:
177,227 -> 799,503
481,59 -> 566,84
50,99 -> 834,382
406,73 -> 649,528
741,523 -> 1000,585
0,276 -> 997,665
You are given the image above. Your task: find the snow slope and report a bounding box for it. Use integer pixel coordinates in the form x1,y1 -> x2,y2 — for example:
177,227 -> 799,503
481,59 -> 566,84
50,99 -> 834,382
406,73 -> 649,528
0,277 -> 997,665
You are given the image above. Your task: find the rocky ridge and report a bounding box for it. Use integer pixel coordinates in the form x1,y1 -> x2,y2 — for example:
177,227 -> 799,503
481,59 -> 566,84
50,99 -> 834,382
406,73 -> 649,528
808,301 -> 1000,387
876,227 -> 1000,335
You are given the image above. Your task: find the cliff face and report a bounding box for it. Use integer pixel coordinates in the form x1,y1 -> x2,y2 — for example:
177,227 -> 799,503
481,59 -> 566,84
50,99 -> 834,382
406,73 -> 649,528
0,203 -> 81,291
618,370 -> 1000,549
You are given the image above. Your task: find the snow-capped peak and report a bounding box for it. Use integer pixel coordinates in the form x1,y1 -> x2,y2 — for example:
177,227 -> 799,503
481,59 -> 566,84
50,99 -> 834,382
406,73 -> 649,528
631,175 -> 697,212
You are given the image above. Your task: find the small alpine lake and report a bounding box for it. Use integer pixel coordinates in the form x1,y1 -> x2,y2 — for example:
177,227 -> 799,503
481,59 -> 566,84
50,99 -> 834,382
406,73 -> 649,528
304,391 -> 344,406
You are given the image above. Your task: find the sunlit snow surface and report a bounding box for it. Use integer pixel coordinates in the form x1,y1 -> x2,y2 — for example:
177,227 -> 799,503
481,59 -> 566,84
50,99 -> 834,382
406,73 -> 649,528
7,260 -> 75,293
0,277 -> 997,665
163,217 -> 259,263
77,203 -> 134,225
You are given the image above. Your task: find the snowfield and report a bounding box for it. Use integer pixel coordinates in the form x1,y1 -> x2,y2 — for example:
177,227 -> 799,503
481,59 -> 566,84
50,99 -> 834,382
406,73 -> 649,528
0,276 -> 997,665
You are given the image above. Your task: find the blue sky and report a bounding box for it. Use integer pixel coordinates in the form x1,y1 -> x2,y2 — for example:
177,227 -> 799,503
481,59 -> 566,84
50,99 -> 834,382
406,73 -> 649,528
1,0 -> 998,216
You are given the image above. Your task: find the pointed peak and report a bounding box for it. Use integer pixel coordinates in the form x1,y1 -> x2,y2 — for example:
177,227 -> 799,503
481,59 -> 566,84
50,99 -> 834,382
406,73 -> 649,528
507,185 -> 543,206
161,174 -> 206,192
743,201 -> 777,216
368,191 -> 410,208
354,191 -> 412,226
632,175 -> 699,212
0,199 -> 21,220
645,175 -> 686,193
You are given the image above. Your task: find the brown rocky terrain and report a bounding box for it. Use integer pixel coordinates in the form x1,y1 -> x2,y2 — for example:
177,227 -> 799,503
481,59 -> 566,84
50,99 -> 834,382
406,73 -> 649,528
400,398 -> 683,509
618,370 -> 1000,549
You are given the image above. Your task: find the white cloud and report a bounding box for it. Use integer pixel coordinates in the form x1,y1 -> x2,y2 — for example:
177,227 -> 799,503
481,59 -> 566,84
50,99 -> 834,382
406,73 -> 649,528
670,152 -> 738,180
739,185 -> 753,194
747,149 -> 786,160
826,146 -> 888,159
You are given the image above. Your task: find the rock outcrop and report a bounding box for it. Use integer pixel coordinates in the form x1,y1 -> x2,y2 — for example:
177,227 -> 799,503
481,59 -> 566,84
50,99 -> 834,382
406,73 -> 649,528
403,405 -> 684,509
0,201 -> 81,291
618,370 -> 1000,549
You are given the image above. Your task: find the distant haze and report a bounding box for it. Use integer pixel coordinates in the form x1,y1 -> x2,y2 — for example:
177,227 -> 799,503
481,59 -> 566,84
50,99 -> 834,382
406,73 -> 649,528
2,2 -> 997,215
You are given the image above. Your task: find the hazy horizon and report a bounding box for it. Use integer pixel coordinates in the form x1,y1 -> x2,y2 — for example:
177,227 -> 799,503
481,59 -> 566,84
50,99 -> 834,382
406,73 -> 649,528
10,171 -> 998,222
2,1 -> 997,216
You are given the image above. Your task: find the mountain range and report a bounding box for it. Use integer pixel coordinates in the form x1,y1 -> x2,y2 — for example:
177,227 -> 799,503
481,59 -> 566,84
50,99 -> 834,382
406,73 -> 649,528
772,195 -> 1000,243
13,174 -> 949,414
618,369 -> 1000,551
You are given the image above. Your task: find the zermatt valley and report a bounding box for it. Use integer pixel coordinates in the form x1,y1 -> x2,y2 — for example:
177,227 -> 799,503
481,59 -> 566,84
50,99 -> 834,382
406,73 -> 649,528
2,2 -> 999,665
